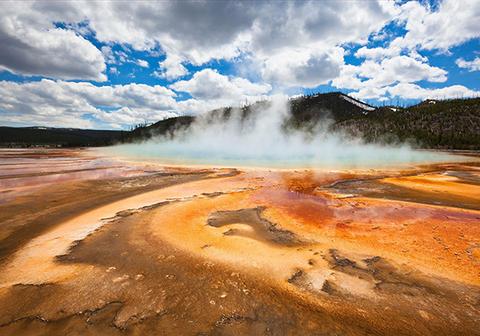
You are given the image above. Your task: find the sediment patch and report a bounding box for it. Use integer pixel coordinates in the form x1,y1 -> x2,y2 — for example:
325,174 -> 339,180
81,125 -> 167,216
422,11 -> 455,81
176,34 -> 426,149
207,207 -> 303,246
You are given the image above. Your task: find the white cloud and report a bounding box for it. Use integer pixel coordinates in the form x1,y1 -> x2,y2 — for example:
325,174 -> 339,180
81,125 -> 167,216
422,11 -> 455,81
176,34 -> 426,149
330,64 -> 364,91
261,47 -> 344,88
392,0 -> 480,52
354,0 -> 480,74
0,79 -> 178,128
168,69 -> 272,116
349,87 -> 389,100
155,55 -> 189,80
355,45 -> 401,60
332,0 -> 480,101
333,55 -> 447,92
249,1 -> 397,55
101,46 -> 116,64
170,69 -> 271,101
0,2 -> 106,81
3,1 -> 476,83
248,1 -> 397,87
109,67 -> 119,75
369,56 -> 447,86
136,59 -> 149,68
386,83 -> 480,100
3,0 -> 399,88
0,72 -> 272,128
348,82 -> 480,101
456,57 -> 480,72
79,0 -> 395,87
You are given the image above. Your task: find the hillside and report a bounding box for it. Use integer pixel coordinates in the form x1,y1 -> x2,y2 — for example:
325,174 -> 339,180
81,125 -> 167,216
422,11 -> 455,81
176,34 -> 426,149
0,127 -> 125,147
336,98 -> 480,149
126,92 -> 376,140
130,93 -> 479,150
1,93 -> 478,149
126,116 -> 195,141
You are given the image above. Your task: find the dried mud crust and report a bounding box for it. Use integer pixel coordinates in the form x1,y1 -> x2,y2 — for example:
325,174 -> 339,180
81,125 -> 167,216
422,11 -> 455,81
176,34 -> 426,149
0,206 -> 391,336
3,204 -> 479,336
0,169 -> 235,263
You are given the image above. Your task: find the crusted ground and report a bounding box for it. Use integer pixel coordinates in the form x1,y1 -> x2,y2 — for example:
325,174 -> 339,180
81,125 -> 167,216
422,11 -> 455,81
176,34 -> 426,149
0,149 -> 479,335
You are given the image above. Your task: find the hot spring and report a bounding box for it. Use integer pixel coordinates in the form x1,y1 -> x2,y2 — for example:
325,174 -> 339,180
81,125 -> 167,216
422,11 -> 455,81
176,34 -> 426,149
99,96 -> 469,169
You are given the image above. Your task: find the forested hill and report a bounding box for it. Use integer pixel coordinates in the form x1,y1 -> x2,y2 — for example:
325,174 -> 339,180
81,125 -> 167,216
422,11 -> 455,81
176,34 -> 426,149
0,127 -> 125,147
1,93 -> 479,150
127,93 -> 480,150
335,97 -> 480,149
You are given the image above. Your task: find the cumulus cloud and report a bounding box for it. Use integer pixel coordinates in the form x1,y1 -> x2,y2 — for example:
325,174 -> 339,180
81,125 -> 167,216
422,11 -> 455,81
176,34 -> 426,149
0,72 -> 272,128
456,57 -> 480,72
155,55 -> 189,80
136,59 -> 149,68
170,69 -> 271,101
252,1 -> 396,54
72,0 -> 394,85
109,67 -> 119,75
355,0 -> 480,60
386,83 -> 480,100
0,2 -> 106,81
0,79 -> 178,128
347,82 -> 480,101
3,0 -> 399,87
261,47 -> 344,88
248,1 -> 396,87
355,46 -> 401,60
333,55 -> 447,93
167,69 -> 273,116
101,46 -> 116,64
50,0 -> 255,72
335,0 -> 480,101
353,0 -> 480,77
395,0 -> 480,51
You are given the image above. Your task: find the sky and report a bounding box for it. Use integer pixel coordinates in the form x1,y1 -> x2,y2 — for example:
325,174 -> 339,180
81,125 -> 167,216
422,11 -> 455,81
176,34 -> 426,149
0,0 -> 479,130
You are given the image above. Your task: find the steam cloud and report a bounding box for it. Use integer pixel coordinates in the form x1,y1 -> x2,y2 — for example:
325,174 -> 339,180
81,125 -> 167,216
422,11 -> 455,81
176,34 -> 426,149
104,95 -> 456,168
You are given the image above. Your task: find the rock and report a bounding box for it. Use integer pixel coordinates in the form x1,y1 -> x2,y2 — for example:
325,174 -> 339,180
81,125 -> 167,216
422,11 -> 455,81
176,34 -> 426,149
112,274 -> 129,283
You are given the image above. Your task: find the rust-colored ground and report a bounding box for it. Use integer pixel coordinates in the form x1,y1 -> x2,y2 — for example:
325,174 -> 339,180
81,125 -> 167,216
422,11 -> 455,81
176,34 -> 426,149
0,148 -> 479,335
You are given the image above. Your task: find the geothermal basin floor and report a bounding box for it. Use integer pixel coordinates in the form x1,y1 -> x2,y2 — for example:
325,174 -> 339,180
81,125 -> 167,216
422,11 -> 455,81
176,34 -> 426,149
0,148 -> 479,335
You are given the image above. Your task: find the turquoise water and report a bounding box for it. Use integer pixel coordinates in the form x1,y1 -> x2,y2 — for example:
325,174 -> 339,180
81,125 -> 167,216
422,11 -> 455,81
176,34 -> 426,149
99,100 -> 470,169
100,141 -> 465,169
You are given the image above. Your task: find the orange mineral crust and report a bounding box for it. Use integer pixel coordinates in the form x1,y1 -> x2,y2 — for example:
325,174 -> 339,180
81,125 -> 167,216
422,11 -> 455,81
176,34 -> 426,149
256,187 -> 480,285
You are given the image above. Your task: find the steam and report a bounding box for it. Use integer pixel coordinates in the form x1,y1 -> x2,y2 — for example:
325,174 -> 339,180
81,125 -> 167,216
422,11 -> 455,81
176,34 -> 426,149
105,95 -> 457,168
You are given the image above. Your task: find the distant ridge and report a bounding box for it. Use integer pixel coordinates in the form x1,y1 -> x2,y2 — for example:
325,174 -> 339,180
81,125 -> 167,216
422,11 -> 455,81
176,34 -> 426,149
1,93 -> 479,150
0,126 -> 125,147
129,92 -> 377,140
128,93 -> 480,150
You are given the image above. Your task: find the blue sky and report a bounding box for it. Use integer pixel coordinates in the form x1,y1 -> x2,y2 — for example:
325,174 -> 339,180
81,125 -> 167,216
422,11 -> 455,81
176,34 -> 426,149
0,0 -> 478,129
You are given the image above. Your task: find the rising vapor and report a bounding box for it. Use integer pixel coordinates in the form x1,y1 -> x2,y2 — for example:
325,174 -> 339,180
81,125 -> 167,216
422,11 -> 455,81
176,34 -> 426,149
104,96 -> 457,168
